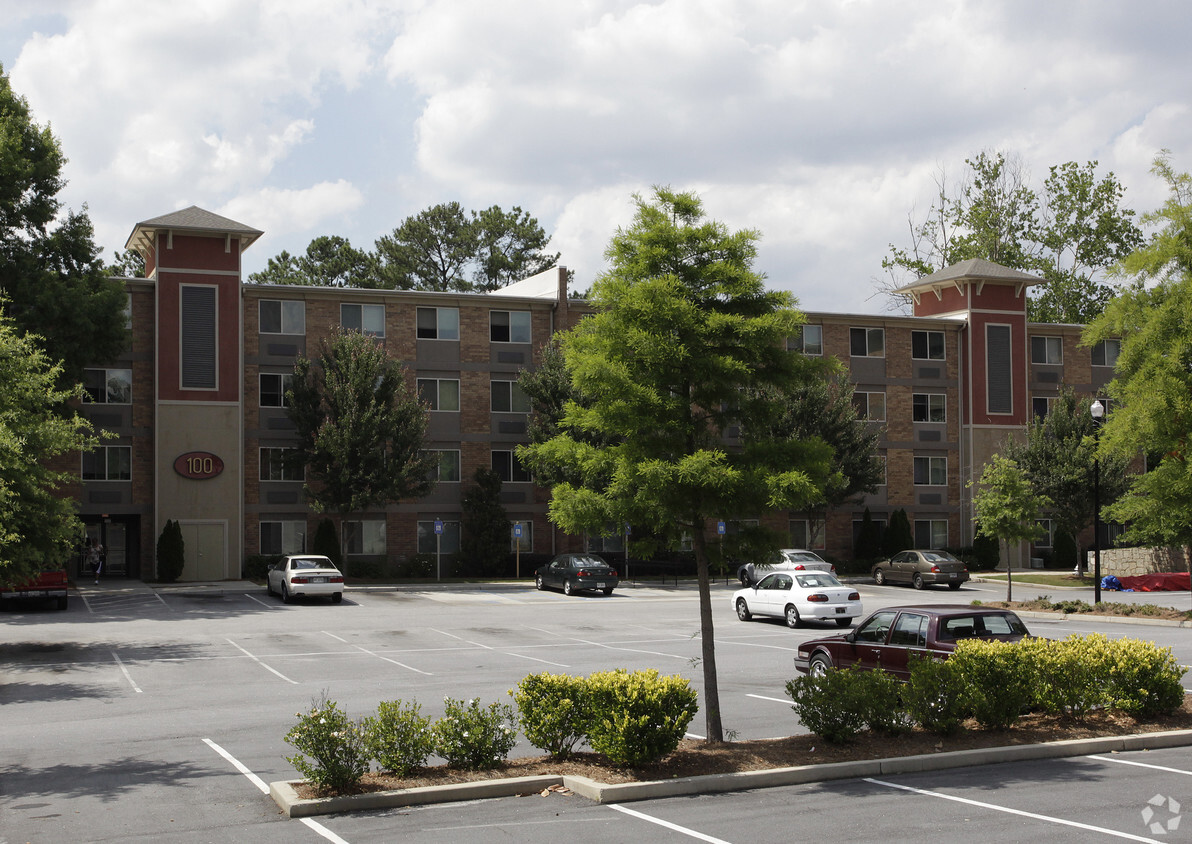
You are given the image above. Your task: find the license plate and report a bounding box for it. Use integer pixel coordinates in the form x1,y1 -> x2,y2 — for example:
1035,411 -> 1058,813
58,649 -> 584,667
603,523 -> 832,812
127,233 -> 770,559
949,573 -> 957,578
596,582 -> 606,588
836,607 -> 845,614
311,577 -> 326,583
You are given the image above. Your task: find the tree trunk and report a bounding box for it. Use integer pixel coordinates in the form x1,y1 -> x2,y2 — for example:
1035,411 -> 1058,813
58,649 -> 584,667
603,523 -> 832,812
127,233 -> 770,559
1003,539 -> 1013,603
692,529 -> 724,743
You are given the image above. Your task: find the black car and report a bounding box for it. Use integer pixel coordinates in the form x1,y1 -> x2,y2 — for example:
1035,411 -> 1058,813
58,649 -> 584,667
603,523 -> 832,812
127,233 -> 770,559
535,553 -> 619,596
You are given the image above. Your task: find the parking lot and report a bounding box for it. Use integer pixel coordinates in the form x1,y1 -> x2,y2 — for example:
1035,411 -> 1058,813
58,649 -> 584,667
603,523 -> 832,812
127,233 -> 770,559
2,577 -> 1191,842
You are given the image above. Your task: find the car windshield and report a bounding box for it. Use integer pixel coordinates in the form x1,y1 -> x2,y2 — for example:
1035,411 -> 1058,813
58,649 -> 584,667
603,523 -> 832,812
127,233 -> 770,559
794,573 -> 841,588
938,613 -> 1028,640
573,556 -> 609,569
921,551 -> 958,563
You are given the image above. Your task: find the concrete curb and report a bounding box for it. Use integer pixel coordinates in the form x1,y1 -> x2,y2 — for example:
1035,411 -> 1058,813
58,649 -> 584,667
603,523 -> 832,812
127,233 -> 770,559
269,728 -> 1192,817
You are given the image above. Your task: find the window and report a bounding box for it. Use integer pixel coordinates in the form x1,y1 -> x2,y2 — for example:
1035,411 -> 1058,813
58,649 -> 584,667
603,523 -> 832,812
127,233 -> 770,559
259,299 -> 305,335
1035,519 -> 1054,549
341,303 -> 385,337
852,391 -> 886,421
875,452 -> 887,486
986,324 -> 1012,414
346,519 -> 386,555
914,519 -> 948,549
417,307 -> 459,340
491,380 -> 531,413
854,610 -> 897,643
261,521 -> 306,555
1092,339 -> 1121,368
124,293 -> 133,329
852,517 -> 887,547
181,285 -> 217,389
912,330 -> 945,361
492,450 -> 531,482
890,612 -> 928,647
260,373 -> 294,408
82,446 -> 131,481
850,327 -> 884,357
789,519 -> 826,550
418,520 -> 461,554
913,456 -> 947,485
84,368 -> 132,404
511,520 -> 533,553
418,378 -> 460,411
1032,396 -> 1056,420
588,528 -> 625,553
1031,335 -> 1063,365
490,310 -> 531,343
260,447 -> 303,481
426,450 -> 461,482
912,393 -> 946,423
791,324 -> 823,356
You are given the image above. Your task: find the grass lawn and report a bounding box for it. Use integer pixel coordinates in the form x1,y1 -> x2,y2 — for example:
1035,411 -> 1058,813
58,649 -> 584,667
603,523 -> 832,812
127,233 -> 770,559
977,571 -> 1095,588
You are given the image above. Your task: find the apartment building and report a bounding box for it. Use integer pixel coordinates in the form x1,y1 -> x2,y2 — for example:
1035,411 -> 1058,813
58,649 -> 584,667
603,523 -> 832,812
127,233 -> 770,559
69,208 -> 1114,580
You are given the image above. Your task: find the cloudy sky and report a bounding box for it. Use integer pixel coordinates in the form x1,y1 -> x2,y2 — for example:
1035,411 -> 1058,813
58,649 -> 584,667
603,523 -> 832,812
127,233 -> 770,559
3,0 -> 1189,313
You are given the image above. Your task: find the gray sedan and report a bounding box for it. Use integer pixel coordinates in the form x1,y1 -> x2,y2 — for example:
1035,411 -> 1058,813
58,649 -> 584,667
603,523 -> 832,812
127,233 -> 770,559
871,549 -> 969,590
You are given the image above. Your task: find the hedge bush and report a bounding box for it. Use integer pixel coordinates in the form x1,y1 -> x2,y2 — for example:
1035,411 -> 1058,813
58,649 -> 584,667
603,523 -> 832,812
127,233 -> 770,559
284,695 -> 370,792
903,654 -> 969,736
585,669 -> 698,765
362,699 -> 435,776
786,667 -> 873,744
512,672 -> 590,760
431,697 -> 518,770
951,639 -> 1036,730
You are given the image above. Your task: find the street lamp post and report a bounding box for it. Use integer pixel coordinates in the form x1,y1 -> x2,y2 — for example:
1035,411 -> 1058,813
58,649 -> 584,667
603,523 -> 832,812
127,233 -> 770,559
1091,400 -> 1104,604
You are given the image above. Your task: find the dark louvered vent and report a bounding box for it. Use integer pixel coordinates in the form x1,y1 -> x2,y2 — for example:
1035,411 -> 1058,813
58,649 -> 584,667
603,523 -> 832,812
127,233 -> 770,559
181,286 -> 217,389
986,325 -> 1012,413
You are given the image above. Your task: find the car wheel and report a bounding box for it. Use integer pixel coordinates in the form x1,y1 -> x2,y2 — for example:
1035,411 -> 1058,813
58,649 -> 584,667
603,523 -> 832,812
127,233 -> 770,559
948,582 -> 962,590
809,654 -> 832,678
535,574 -> 545,591
282,583 -> 293,604
332,592 -> 343,604
736,598 -> 752,622
873,569 -> 885,586
602,587 -> 614,596
834,617 -> 852,628
563,580 -> 574,596
785,604 -> 801,628
738,568 -> 752,587
912,573 -> 925,590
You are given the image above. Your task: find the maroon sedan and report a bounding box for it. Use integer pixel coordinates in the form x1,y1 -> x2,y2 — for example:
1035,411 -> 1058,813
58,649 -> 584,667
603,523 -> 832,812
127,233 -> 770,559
793,605 -> 1030,680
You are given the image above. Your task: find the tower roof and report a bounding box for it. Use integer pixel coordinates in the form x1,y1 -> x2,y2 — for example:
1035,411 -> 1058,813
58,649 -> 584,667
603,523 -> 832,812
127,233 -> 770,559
125,205 -> 263,255
893,258 -> 1043,305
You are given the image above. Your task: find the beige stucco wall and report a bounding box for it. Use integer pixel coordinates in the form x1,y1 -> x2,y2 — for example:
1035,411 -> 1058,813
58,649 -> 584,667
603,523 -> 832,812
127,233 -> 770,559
155,402 -> 241,580
1085,546 -> 1190,578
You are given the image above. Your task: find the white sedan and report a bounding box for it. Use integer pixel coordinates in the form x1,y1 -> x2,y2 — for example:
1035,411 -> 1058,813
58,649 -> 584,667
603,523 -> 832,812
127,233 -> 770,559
266,555 -> 345,604
736,548 -> 834,586
731,571 -> 862,628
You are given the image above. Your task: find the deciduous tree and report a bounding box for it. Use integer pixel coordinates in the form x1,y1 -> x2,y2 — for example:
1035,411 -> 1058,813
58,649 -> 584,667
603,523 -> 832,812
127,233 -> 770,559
519,188 -> 838,742
0,306 -> 103,585
970,454 -> 1051,602
0,65 -> 127,383
287,327 -> 437,570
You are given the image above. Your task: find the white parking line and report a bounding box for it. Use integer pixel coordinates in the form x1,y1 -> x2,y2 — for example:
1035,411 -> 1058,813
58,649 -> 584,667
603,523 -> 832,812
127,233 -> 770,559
111,650 -> 142,693
1088,754 -> 1192,775
245,593 -> 282,609
526,625 -> 688,661
203,739 -> 349,844
351,644 -> 433,675
865,777 -> 1163,842
608,804 -> 732,843
746,693 -> 791,705
225,638 -> 299,684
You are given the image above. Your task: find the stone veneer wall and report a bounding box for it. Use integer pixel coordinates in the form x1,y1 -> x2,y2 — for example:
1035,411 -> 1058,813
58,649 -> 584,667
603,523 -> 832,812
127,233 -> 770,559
1084,546 -> 1190,577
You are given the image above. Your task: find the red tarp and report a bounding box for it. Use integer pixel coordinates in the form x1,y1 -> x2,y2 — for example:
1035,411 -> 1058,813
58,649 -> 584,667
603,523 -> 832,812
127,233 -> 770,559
1117,573 -> 1191,592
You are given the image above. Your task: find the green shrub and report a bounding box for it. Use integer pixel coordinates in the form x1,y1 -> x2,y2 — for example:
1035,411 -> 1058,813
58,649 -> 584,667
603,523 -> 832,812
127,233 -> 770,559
1052,530 -> 1077,570
785,667 -> 872,744
970,528 -> 1000,570
512,673 -> 590,759
363,699 -> 435,776
431,697 -> 518,770
397,555 -> 435,578
951,639 -> 1035,730
284,694 -> 369,792
243,554 -> 281,580
347,558 -> 384,580
585,669 -> 698,766
1103,637 -> 1187,717
156,519 -> 185,583
903,654 -> 969,735
858,668 -> 914,735
312,518 -> 341,568
1031,634 -> 1113,719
